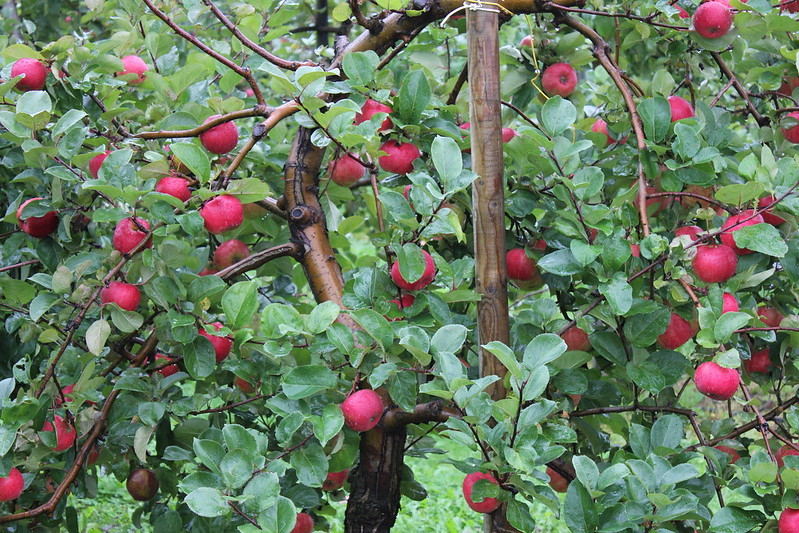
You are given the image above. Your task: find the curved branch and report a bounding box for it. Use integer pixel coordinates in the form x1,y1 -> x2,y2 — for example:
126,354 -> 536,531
134,106 -> 270,140
709,51 -> 769,127
217,242 -> 303,280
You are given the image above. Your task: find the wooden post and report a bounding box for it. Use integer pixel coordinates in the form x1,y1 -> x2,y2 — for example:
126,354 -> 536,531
466,7 -> 517,533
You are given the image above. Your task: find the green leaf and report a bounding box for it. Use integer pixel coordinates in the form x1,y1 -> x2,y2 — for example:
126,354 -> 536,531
193,439 -> 225,474
672,123 -> 701,159
261,303 -> 304,339
349,309 -> 394,350
537,249 -> 582,276
430,324 -> 468,355
733,223 -> 789,257
342,51 -> 379,86
86,319 -> 110,355
715,182 -> 765,206
312,404 -> 344,446
290,441 -> 328,487
187,275 -> 226,302
257,497 -> 296,533
523,333 -> 567,368
220,449 -> 255,489
169,142 -> 210,183
185,487 -> 229,517
223,425 -> 257,452
623,305 -> 671,347
564,481 -> 597,533
589,331 -> 627,366
183,337 -> 216,379
650,414 -> 684,450
305,301 -> 340,334
571,167 -> 604,200
431,136 -> 463,188
276,412 -> 304,445
540,96 -> 576,136
627,360 -> 666,394
638,97 -> 671,143
395,242 -> 425,284
282,366 -> 337,399
138,402 -> 165,426
243,473 -> 280,513
397,70 -> 430,124
599,274 -> 633,316
222,281 -> 258,329
714,312 -> 751,343
483,341 -> 523,379
572,455 -> 599,491
53,110 -> 88,137
708,506 -> 764,533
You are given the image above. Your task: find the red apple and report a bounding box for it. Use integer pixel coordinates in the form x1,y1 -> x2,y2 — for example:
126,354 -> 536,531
520,35 -> 533,48
758,196 -> 786,226
758,306 -> 784,328
561,326 -> 590,352
668,95 -> 694,121
17,198 -> 58,238
118,55 -> 148,85
782,0 -> 799,13
692,244 -> 738,283
245,88 -> 255,97
715,445 -> 741,464
0,468 -> 24,501
630,243 -> 641,258
341,389 -> 384,432
657,313 -> 694,349
354,99 -> 393,131
777,445 -> 799,468
721,210 -> 765,255
155,354 -> 179,377
42,415 -> 76,452
722,292 -> 739,314
694,361 -> 739,400
388,294 -> 415,310
113,217 -> 151,254
780,507 -> 799,532
199,266 -> 219,276
329,154 -> 366,186
155,176 -> 191,202
592,118 -> 627,146
784,111 -> 799,143
390,250 -> 436,291
291,512 -> 314,533
322,470 -> 349,491
541,63 -> 577,98
200,115 -> 239,154
778,77 -> 799,97
459,122 -> 517,145
126,468 -> 159,501
11,58 -> 47,91
88,150 -> 110,179
506,248 -> 544,288
692,2 -> 733,39
200,195 -> 243,234
234,376 -> 257,394
744,348 -> 771,374
214,239 -> 250,268
546,466 -> 569,493
54,384 -> 75,406
198,322 -> 233,363
675,225 -> 702,241
100,281 -> 141,311
675,5 -> 690,18
462,472 -> 501,513
378,140 -> 420,175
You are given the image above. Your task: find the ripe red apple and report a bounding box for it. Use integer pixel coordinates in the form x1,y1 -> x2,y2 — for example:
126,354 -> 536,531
0,468 -> 24,501
118,55 -> 148,85
591,118 -> 627,146
126,468 -> 159,501
744,348 -> 771,374
390,250 -> 436,291
245,88 -> 255,97
721,210 -> 765,255
199,266 -> 219,276
692,2 -> 733,39
200,195 -> 243,234
17,198 -> 58,238
779,77 -> 799,97
155,353 -> 179,377
546,466 -> 569,493
323,470 -> 349,491
341,389 -> 384,432
675,225 -> 702,240
757,306 -> 784,328
675,5 -> 690,18
88,150 -> 110,179
329,154 -> 366,186
42,415 -> 76,452
520,35 -> 533,48
782,0 -> 799,13
541,63 -> 577,98
113,217 -> 151,254
714,445 -> 741,464
234,376 -> 257,394
506,248 -> 544,289
291,512 -> 314,533
155,175 -> 191,202
776,445 -> 799,468
11,58 -> 47,91
354,99 -> 393,131
462,472 -> 501,513
200,115 -> 239,154
722,292 -> 739,314
694,361 -> 739,400
198,322 -> 233,363
561,326 -> 590,352
780,507 -> 799,532
214,239 -> 250,268
668,95 -> 694,121
758,196 -> 786,226
692,244 -> 738,283
657,313 -> 694,349
783,111 -> 799,143
100,281 -> 141,311
54,384 -> 75,406
630,243 -> 641,258
459,122 -> 517,145
378,140 -> 420,175
389,294 -> 415,310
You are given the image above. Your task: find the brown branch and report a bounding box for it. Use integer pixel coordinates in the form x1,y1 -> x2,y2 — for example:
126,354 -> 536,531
709,51 -> 768,127
0,259 -> 40,273
133,107 -> 270,140
447,65 -> 469,106
549,3 -> 688,30
217,242 -> 303,280
381,401 -> 461,430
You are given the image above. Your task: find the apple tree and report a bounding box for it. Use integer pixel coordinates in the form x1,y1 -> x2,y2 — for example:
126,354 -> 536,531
2,0 -> 799,532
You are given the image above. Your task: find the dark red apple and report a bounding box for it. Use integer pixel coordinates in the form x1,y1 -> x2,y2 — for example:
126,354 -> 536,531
234,376 -> 257,394
592,118 -> 627,146
462,472 -> 500,513
113,217 -> 151,254
388,294 -> 415,310
118,55 -> 148,85
341,389 -> 384,432
546,466 -> 569,493
715,445 -> 741,464
390,250 -> 436,291
214,239 -> 250,268
561,326 -> 590,352
692,2 -> 733,39
744,348 -> 771,374
198,322 -> 233,363
0,468 -> 24,501
11,58 -> 47,91
657,313 -> 694,349
200,115 -> 239,154
782,0 -> 799,13
722,292 -> 739,314
354,99 -> 393,131
694,361 -> 739,400
758,196 -> 786,226
155,354 -> 179,377
291,512 -> 314,533
88,150 -> 110,179
541,63 -> 577,97
674,225 -> 702,240
668,95 -> 694,121
506,248 -> 544,289
780,507 -> 799,532
155,176 -> 191,202
779,77 -> 799,97
323,470 -> 349,491
721,210 -> 765,255
200,195 -> 243,234
758,306 -> 784,328
329,154 -> 366,186
692,244 -> 738,283
776,445 -> 799,468
126,468 -> 159,501
42,415 -> 76,452
17,198 -> 58,238
520,35 -> 533,48
100,281 -> 141,311
378,140 -> 420,175
784,111 -> 799,143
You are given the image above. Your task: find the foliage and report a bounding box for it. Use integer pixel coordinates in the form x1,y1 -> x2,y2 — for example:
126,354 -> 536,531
1,0 -> 799,532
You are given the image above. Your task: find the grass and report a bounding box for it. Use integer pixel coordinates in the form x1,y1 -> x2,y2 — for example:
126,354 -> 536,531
70,473 -> 149,533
